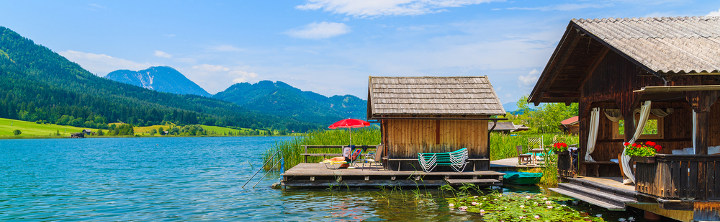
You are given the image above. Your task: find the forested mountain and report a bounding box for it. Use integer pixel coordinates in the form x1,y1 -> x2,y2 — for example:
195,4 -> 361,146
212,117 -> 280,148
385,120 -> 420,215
213,81 -> 366,125
0,26 -> 318,132
106,66 -> 211,97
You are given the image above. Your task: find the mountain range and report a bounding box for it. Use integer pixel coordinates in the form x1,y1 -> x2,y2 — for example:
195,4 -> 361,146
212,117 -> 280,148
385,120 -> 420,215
214,81 -> 366,124
104,66 -> 367,125
106,66 -> 211,97
0,26 -> 318,132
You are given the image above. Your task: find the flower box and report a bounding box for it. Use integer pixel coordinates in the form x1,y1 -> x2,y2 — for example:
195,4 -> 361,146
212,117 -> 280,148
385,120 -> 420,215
631,156 -> 656,164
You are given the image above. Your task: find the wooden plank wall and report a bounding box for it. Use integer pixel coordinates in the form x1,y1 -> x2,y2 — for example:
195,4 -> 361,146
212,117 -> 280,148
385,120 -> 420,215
385,119 -> 488,159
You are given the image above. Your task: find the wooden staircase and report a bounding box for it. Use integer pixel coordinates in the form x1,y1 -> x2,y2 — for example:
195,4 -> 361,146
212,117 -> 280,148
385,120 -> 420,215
550,177 -> 637,211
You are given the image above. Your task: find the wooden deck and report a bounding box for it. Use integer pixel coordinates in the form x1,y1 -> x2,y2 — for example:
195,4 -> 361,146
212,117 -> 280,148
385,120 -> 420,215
489,157 -> 545,170
281,163 -> 504,188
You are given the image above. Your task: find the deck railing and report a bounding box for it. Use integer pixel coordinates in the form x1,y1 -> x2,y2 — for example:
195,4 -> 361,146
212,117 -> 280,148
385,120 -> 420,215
635,154 -> 720,201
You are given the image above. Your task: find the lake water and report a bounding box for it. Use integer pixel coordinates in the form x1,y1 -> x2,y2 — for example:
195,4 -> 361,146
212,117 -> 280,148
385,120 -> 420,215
0,137 -> 644,221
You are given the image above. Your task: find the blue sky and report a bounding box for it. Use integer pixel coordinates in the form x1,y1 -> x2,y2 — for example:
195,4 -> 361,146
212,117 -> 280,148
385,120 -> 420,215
1,0 -> 719,104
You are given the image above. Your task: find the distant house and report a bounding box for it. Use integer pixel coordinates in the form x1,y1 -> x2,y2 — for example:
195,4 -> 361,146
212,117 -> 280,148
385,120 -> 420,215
489,122 -> 529,133
368,76 -> 505,171
560,116 -> 579,135
82,129 -> 92,135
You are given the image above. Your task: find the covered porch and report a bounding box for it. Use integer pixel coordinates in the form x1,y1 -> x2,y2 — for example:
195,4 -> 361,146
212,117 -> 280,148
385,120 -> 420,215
528,17 -> 720,221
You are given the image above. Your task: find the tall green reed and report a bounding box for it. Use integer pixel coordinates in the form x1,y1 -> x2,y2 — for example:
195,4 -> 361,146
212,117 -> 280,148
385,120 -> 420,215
263,127 -> 381,170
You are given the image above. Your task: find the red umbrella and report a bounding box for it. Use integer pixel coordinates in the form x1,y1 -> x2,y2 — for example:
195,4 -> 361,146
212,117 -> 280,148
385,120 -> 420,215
328,119 -> 370,145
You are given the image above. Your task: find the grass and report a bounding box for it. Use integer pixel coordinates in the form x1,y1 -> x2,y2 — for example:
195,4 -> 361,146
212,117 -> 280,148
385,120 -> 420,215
263,127 -> 381,170
490,133 -> 579,161
0,118 -> 96,138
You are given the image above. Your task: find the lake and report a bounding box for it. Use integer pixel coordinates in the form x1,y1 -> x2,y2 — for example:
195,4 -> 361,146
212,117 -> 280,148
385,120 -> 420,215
0,137 -> 642,221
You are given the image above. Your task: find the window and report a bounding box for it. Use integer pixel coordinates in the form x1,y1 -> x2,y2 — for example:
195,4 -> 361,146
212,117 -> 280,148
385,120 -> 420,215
612,115 -> 664,140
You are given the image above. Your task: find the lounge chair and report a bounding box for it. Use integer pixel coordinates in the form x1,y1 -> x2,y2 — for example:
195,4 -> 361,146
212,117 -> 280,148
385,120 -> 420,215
418,148 -> 468,172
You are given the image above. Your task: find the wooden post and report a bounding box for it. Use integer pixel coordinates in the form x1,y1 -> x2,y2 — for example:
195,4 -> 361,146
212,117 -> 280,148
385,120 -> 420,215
686,91 -> 720,155
694,111 -> 709,155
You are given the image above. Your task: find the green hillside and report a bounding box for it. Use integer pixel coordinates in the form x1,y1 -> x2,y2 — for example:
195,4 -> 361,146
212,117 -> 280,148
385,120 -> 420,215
0,118 -> 93,138
0,26 -> 320,132
213,80 -> 366,125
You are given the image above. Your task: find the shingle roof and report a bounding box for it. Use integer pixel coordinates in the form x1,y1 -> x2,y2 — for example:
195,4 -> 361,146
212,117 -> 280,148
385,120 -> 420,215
368,76 -> 505,118
573,16 -> 720,74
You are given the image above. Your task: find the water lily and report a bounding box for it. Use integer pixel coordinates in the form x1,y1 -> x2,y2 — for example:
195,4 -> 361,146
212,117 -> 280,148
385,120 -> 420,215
525,195 -> 531,199
519,216 -> 525,219
520,205 -> 525,209
545,201 -> 552,205
547,206 -> 553,209
471,202 -> 478,206
459,206 -> 467,211
542,197 -> 548,200
534,215 -> 540,219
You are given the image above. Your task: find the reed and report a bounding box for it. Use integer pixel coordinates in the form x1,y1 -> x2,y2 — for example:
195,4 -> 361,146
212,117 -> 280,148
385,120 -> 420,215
263,127 -> 381,170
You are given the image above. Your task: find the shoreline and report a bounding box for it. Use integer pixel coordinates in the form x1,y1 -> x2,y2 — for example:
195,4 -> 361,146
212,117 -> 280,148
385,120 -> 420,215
0,134 -> 299,140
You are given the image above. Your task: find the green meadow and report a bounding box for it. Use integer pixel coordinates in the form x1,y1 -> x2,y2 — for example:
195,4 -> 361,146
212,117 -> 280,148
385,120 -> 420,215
0,118 -> 95,138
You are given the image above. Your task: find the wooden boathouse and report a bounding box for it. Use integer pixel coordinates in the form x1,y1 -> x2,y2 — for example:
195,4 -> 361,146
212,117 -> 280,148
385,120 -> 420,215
281,76 -> 507,188
368,76 -> 506,171
529,16 -> 720,221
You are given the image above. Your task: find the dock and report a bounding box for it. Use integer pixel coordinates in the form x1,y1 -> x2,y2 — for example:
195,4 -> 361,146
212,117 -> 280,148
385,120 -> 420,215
281,163 -> 504,188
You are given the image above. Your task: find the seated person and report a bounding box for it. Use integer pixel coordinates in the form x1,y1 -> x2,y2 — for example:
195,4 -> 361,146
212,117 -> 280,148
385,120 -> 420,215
322,150 -> 361,169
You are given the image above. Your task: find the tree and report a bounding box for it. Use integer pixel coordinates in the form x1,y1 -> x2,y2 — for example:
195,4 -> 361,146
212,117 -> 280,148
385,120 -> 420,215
97,129 -> 104,136
13,129 -> 21,135
508,95 -> 578,133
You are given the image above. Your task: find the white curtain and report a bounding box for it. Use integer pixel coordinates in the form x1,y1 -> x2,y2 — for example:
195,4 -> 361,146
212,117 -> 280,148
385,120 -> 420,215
604,109 -> 622,122
585,108 -> 601,161
651,108 -> 673,118
692,111 -> 697,154
621,101 -> 652,183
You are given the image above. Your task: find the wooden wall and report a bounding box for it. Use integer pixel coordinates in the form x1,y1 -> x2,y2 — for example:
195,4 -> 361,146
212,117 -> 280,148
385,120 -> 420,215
588,103 -> 693,162
385,118 -> 488,159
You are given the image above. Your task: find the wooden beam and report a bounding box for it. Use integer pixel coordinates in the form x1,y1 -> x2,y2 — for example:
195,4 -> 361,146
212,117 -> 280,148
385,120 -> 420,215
636,85 -> 720,93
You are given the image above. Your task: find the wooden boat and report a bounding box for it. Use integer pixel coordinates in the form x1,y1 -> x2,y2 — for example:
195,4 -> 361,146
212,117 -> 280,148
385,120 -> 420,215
500,171 -> 542,185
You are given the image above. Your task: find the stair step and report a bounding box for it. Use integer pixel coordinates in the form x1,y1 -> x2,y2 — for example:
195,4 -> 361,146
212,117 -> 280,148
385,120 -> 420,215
445,178 -> 501,185
565,177 -> 637,197
559,183 -> 637,204
550,187 -> 626,211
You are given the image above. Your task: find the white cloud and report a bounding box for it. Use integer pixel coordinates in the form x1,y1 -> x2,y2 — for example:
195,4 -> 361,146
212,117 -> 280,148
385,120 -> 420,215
188,64 -> 259,93
208,44 -> 244,52
518,69 -> 540,86
154,50 -> 172,58
708,9 -> 720,16
286,22 -> 350,39
59,50 -> 152,76
297,0 -> 496,17
506,3 -> 612,11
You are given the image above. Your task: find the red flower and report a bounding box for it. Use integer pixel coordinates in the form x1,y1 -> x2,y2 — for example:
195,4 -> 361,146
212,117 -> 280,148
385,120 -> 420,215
623,142 -> 630,146
646,141 -> 656,146
654,145 -> 662,151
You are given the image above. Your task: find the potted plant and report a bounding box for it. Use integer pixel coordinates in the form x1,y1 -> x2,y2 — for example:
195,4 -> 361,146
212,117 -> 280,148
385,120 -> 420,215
551,142 -> 569,154
623,141 -> 662,163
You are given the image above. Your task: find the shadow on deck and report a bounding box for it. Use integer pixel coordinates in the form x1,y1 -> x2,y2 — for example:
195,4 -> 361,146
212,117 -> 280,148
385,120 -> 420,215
281,163 -> 504,188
